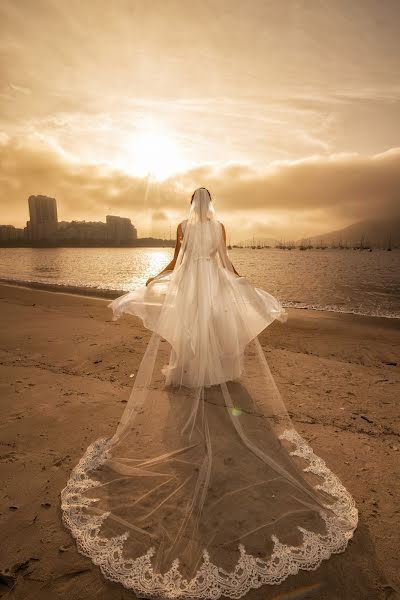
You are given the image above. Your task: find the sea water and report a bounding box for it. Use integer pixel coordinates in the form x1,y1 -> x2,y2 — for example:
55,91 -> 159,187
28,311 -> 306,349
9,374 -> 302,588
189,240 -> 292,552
0,247 -> 399,319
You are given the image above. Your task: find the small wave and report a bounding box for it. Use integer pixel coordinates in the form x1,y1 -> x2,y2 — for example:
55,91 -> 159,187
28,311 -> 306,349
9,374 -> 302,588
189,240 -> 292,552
283,300 -> 400,320
1,277 -> 399,320
0,277 -> 125,300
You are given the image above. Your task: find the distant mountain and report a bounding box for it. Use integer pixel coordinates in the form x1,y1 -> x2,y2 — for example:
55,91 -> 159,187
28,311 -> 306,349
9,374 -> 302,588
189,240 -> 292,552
295,216 -> 400,248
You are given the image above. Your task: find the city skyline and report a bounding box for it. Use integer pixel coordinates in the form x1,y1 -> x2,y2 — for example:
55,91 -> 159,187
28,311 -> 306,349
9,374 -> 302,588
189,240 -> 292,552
0,0 -> 399,240
1,193 -> 398,249
0,194 -> 140,245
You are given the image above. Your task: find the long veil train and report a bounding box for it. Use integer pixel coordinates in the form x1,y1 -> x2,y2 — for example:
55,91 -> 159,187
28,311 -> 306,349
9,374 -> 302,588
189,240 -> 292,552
61,188 -> 358,599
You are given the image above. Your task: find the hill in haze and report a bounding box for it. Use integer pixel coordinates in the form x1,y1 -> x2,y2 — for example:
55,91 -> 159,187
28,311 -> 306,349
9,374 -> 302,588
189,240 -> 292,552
294,216 -> 400,249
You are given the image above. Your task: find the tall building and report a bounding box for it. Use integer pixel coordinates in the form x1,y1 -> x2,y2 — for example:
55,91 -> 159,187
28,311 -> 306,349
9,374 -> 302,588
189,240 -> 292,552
106,215 -> 137,243
26,195 -> 58,240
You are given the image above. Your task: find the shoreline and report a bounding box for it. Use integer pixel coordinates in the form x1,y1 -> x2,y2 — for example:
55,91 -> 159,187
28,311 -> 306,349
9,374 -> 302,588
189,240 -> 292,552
1,277 -> 399,323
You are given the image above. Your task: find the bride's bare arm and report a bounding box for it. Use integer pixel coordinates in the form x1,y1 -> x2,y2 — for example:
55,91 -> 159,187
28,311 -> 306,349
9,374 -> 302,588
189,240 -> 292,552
146,223 -> 183,286
220,223 -> 240,276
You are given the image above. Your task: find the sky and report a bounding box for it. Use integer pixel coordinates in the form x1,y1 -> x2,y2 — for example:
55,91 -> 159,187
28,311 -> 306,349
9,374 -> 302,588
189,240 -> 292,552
0,0 -> 399,242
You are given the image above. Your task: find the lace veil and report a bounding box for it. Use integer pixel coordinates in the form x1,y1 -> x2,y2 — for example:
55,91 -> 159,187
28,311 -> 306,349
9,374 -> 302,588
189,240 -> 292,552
61,188 -> 358,599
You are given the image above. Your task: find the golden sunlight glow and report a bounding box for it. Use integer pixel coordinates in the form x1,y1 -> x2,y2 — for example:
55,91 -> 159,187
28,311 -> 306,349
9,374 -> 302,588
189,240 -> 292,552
130,249 -> 173,286
147,249 -> 172,272
126,130 -> 187,180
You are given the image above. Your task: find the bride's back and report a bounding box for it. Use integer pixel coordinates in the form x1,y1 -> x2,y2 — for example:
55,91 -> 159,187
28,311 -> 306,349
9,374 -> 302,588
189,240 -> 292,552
179,217 -> 224,261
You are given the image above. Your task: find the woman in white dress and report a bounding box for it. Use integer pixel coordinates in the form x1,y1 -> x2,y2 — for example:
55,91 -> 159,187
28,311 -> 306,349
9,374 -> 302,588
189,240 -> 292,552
61,188 -> 358,599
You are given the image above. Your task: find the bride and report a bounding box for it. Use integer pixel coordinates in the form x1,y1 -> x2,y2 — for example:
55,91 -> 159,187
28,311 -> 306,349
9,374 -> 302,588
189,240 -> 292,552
61,187 -> 358,599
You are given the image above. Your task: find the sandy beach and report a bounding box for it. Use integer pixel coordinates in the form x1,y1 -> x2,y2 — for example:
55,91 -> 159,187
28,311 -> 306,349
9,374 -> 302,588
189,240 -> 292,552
0,282 -> 399,600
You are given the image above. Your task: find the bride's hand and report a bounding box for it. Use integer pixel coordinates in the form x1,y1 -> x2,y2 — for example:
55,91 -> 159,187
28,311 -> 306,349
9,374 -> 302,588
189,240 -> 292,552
146,277 -> 155,286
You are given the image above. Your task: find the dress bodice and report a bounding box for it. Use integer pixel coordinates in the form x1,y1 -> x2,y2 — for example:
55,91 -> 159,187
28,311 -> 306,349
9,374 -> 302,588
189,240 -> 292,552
180,219 -> 221,260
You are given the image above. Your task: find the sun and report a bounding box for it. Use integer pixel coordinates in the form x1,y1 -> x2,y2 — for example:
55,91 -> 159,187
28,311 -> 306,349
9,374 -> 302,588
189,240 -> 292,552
125,130 -> 187,180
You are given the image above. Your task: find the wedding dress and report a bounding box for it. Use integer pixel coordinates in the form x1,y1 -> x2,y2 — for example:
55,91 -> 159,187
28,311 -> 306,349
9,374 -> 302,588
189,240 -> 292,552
61,188 -> 358,599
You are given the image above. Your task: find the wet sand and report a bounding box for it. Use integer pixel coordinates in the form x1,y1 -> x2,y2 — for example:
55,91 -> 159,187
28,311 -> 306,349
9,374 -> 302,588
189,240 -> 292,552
0,283 -> 399,600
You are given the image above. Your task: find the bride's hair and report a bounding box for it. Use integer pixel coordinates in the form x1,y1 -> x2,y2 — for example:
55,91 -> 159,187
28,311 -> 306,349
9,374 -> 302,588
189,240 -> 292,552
190,187 -> 212,204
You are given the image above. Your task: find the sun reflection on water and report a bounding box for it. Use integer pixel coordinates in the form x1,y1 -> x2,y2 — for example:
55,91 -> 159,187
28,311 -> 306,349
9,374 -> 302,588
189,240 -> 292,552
128,248 -> 173,288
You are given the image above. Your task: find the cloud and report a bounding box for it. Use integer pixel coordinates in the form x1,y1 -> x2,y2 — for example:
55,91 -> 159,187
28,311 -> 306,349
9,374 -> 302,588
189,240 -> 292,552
0,135 -> 399,240
168,150 -> 400,239
172,150 -> 400,221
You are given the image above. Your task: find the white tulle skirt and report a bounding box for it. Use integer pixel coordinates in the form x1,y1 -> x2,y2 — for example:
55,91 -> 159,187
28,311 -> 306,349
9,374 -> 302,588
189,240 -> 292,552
108,261 -> 288,387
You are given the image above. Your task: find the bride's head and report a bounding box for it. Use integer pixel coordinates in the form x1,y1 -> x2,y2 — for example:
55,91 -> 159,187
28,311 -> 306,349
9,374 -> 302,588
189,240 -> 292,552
189,188 -> 216,222
190,187 -> 212,204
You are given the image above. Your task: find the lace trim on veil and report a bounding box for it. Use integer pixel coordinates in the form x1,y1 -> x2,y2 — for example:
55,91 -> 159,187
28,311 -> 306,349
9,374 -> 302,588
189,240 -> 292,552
61,429 -> 358,599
